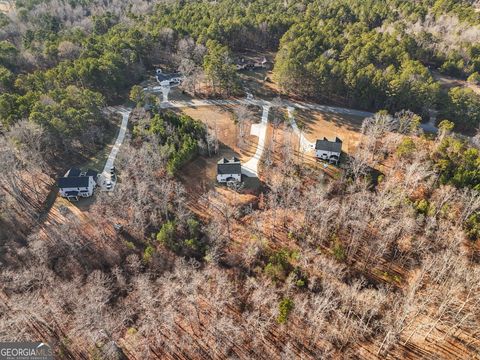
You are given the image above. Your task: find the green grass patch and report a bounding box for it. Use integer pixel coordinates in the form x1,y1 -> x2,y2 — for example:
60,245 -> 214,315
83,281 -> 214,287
373,269 -> 402,284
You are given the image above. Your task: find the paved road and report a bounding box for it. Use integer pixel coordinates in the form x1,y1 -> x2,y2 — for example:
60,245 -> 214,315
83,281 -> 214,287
142,89 -> 376,179
242,105 -> 270,177
159,98 -> 373,118
143,85 -> 170,102
101,107 -> 131,190
285,100 -> 373,118
156,97 -> 372,177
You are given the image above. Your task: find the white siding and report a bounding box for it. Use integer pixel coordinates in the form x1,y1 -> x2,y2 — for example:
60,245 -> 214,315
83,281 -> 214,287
315,150 -> 340,163
59,176 -> 95,198
217,173 -> 242,183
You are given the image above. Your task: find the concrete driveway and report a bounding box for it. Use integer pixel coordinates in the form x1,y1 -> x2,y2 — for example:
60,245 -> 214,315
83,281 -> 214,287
242,104 -> 270,177
287,106 -> 315,153
100,107 -> 131,191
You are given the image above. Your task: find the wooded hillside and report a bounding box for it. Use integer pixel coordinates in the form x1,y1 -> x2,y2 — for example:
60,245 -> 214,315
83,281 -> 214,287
0,0 -> 479,359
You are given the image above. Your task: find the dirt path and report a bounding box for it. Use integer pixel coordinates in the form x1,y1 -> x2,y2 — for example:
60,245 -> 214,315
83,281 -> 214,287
432,71 -> 480,95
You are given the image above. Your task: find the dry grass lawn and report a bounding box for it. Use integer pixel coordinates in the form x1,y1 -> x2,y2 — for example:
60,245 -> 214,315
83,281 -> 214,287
296,109 -> 366,155
181,105 -> 259,161
177,106 -> 262,216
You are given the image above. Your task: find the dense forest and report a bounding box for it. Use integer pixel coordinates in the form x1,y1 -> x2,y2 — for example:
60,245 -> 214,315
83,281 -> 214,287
1,0 -> 480,135
1,0 -> 480,359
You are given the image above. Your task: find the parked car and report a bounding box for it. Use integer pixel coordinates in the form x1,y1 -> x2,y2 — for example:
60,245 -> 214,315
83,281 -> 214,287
110,166 -> 115,175
105,180 -> 112,190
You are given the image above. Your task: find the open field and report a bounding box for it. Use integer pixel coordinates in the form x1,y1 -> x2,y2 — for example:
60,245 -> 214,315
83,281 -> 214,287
181,105 -> 259,162
239,68 -> 280,100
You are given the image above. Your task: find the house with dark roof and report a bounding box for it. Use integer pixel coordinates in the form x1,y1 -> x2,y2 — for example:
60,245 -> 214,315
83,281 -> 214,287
58,168 -> 98,201
315,137 -> 342,164
217,157 -> 242,183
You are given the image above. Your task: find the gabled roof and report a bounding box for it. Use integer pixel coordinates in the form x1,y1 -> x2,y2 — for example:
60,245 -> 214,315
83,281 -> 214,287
315,137 -> 342,153
217,157 -> 242,175
85,169 -> 98,178
58,176 -> 90,189
218,157 -> 240,164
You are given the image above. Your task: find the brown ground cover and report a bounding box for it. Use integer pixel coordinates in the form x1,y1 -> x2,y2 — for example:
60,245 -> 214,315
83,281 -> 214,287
296,109 -> 366,155
177,106 -> 261,217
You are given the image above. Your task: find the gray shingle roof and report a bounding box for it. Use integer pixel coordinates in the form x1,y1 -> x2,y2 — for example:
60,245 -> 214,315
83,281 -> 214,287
315,137 -> 342,153
85,169 -> 98,178
58,176 -> 89,189
217,157 -> 241,175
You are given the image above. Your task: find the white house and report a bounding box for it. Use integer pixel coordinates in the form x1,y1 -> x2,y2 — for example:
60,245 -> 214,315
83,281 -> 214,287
58,168 -> 98,201
217,157 -> 242,183
315,137 -> 342,164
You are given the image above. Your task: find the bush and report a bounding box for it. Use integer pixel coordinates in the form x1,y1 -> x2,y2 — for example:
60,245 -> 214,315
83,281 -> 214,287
187,218 -> 200,237
414,199 -> 431,215
264,248 -> 294,282
264,263 -> 287,282
157,221 -> 177,249
467,72 -> 480,85
277,298 -> 294,324
295,279 -> 306,288
157,217 -> 206,258
396,137 -> 416,158
332,241 -> 346,262
125,241 -> 135,249
466,212 -> 480,241
143,245 -> 155,262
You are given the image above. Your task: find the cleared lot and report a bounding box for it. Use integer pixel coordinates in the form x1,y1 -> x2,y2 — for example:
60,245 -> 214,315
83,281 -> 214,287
181,105 -> 259,162
295,109 -> 366,155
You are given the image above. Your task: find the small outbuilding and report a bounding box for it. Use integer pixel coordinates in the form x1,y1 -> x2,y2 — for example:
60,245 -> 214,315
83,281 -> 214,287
315,137 -> 342,165
217,157 -> 242,183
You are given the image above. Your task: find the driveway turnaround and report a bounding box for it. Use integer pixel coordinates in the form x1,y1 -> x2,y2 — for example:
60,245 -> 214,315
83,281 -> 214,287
143,85 -> 170,102
101,107 -> 131,191
242,104 -> 269,177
